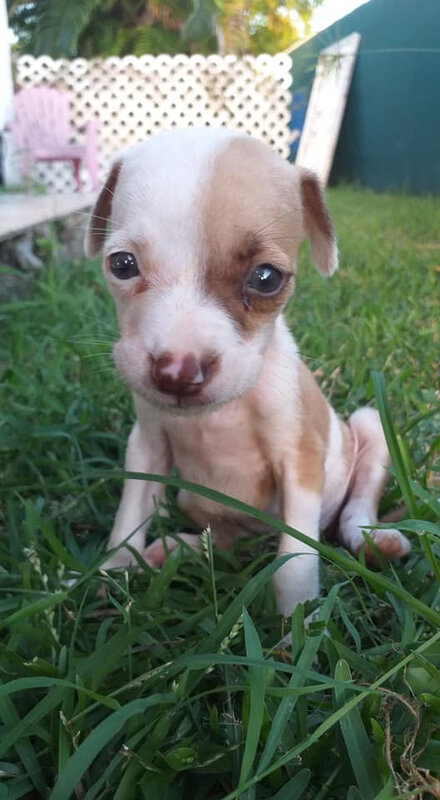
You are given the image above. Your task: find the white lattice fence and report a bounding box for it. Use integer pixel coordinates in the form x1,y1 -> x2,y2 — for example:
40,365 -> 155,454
15,53 -> 292,193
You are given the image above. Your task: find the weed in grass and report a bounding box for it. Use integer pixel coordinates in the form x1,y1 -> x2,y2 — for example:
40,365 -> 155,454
0,187 -> 439,799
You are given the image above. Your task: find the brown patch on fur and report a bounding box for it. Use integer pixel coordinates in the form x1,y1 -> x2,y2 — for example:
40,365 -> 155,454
178,472 -> 275,549
324,420 -> 356,542
340,418 -> 356,477
202,137 -> 303,337
86,161 -> 122,257
249,439 -> 277,514
234,231 -> 267,264
296,361 -> 330,492
174,397 -> 276,533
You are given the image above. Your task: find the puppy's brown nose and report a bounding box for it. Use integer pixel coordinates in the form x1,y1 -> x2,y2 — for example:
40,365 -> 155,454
150,351 -> 218,396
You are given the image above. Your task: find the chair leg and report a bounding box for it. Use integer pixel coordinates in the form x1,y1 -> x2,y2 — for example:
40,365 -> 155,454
72,159 -> 81,191
87,154 -> 99,190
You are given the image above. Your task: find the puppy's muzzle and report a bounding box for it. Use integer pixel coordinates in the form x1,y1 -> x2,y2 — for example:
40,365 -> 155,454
150,351 -> 220,397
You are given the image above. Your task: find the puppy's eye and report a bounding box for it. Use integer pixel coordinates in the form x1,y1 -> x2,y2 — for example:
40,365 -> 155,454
246,264 -> 284,295
109,251 -> 139,280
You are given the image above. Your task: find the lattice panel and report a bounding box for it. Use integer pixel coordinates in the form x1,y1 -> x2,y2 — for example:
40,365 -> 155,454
15,53 -> 292,194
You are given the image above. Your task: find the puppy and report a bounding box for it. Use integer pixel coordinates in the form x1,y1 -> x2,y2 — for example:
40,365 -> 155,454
85,128 -> 409,616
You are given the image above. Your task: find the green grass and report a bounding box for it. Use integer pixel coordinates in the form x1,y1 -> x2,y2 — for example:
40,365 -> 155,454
1,186 -> 440,799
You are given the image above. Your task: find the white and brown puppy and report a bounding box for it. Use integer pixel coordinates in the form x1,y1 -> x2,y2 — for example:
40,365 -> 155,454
86,128 -> 409,616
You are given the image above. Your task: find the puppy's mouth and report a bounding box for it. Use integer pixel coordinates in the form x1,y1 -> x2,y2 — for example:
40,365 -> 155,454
159,389 -> 219,413
141,383 -> 236,415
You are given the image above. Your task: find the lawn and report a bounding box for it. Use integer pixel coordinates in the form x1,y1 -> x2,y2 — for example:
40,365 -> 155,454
1,186 -> 439,799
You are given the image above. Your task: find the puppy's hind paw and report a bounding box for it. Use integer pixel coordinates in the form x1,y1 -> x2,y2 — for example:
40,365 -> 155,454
364,528 -> 410,562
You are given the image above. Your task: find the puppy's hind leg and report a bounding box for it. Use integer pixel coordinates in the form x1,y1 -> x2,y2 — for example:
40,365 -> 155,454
339,408 -> 410,561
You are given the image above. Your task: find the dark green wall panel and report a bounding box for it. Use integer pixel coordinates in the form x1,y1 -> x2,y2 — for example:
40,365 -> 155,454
291,0 -> 440,194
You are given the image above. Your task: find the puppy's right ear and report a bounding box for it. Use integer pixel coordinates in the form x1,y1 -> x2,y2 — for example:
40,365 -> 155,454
85,160 -> 122,257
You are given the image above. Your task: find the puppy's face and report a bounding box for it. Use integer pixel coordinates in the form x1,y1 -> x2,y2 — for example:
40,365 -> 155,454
86,129 -> 337,413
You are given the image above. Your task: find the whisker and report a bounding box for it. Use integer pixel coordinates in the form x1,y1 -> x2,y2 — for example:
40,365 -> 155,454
77,313 -> 119,333
79,352 -> 113,360
88,365 -> 118,376
254,209 -> 297,237
258,232 -> 303,244
300,353 -> 322,363
79,215 -> 117,226
73,210 -> 116,225
72,335 -> 117,344
101,182 -> 117,199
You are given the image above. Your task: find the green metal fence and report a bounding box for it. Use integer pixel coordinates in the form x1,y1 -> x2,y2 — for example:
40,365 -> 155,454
291,0 -> 440,194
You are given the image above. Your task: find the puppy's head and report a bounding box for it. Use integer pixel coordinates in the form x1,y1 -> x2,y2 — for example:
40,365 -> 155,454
86,129 -> 337,413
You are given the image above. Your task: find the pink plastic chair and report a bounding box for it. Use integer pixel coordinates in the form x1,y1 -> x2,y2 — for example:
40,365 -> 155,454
9,86 -> 99,191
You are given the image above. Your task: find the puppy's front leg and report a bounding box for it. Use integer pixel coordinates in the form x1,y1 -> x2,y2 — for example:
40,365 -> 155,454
104,419 -> 170,569
273,470 -> 322,618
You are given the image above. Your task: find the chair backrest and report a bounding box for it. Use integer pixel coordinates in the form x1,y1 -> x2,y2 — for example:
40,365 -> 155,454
10,87 -> 71,150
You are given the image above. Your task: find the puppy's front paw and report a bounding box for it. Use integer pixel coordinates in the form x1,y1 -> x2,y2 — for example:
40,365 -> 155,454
100,551 -> 133,572
143,533 -> 201,568
362,528 -> 410,562
97,550 -> 138,598
142,537 -> 172,568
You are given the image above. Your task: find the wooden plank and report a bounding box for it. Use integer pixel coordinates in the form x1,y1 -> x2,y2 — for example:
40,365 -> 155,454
0,192 -> 96,241
295,32 -> 361,186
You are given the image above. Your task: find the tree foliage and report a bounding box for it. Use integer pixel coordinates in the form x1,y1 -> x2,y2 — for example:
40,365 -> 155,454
7,0 -> 323,58
218,0 -> 319,55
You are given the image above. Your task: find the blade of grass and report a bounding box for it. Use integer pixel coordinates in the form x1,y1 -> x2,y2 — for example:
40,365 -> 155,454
49,694 -> 176,800
221,629 -> 440,799
169,653 -> 372,692
268,768 -> 310,799
0,687 -> 66,758
178,554 -> 295,696
0,696 -> 46,795
143,545 -> 182,609
371,371 -> 417,517
238,608 -> 266,788
382,520 -> 439,536
0,775 -> 35,799
410,480 -> 440,517
0,677 -> 119,709
0,591 -> 68,631
419,533 -> 440,582
258,583 -> 342,773
334,660 -> 382,799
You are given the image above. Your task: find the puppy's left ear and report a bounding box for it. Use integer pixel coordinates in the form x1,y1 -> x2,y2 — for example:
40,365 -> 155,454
299,170 -> 338,276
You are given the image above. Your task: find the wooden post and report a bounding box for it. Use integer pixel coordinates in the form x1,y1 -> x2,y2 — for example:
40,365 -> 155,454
0,0 -> 21,185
